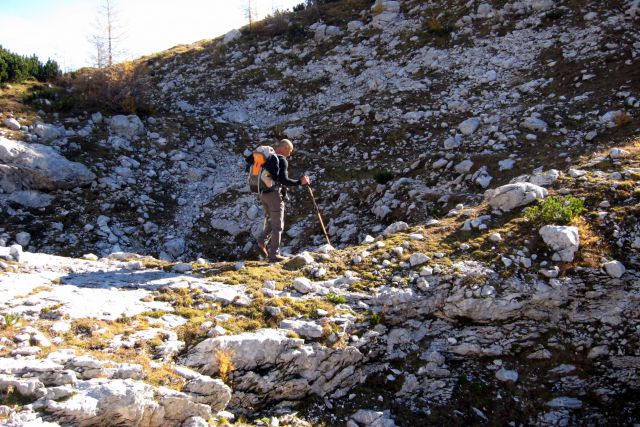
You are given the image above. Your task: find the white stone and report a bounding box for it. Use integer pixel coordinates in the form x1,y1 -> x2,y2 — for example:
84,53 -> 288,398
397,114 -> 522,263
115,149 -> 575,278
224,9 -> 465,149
3,118 -> 21,130
489,233 -> 502,242
109,115 -> 144,138
9,244 -> 23,262
477,3 -> 494,16
546,397 -> 583,409
223,29 -> 241,44
602,260 -> 625,278
520,117 -> 548,132
498,159 -> 515,171
609,148 -> 631,159
8,190 -> 55,208
587,345 -> 609,359
183,376 -> 232,411
484,183 -> 547,212
173,263 -> 193,273
383,222 -> 408,236
347,20 -> 364,32
454,160 -> 474,174
293,277 -> 314,294
458,117 -> 481,135
164,238 -> 185,258
33,122 -> 62,140
15,232 -> 31,247
280,319 -> 324,339
409,253 -> 429,267
495,368 -> 518,382
539,226 -> 580,262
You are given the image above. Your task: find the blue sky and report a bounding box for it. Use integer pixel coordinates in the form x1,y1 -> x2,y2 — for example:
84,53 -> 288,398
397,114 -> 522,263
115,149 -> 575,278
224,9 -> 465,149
0,0 -> 303,71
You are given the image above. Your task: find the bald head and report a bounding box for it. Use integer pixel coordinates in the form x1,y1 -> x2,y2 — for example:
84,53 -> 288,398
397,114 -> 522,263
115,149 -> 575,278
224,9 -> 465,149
275,139 -> 294,157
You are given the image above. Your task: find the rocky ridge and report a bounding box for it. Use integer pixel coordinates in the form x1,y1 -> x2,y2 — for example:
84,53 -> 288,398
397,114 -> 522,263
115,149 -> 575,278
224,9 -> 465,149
0,0 -> 639,425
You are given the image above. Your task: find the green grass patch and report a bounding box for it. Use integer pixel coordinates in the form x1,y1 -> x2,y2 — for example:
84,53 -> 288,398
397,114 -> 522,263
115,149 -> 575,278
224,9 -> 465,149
325,292 -> 347,304
524,196 -> 585,225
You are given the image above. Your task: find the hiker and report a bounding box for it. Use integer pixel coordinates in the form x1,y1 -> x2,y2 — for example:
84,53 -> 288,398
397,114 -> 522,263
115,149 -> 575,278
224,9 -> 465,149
246,139 -> 310,262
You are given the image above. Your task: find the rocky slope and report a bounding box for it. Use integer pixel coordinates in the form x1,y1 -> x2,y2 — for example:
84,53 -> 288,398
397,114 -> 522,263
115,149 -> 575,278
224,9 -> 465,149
0,0 -> 639,425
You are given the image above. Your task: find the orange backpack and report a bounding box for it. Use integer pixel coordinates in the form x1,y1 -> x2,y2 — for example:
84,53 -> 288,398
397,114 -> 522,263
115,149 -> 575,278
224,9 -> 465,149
248,146 -> 277,193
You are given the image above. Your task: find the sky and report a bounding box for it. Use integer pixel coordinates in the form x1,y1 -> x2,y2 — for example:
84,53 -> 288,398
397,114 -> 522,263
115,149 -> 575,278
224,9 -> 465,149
0,0 -> 303,71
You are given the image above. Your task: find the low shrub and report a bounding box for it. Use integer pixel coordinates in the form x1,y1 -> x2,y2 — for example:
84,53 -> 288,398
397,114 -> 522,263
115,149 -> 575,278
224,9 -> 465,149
425,18 -> 454,36
0,46 -> 60,83
325,292 -> 347,304
2,313 -> 21,328
373,170 -> 394,184
370,312 -> 382,326
613,111 -> 633,127
22,87 -> 76,112
65,61 -> 151,115
524,195 -> 585,224
544,9 -> 565,20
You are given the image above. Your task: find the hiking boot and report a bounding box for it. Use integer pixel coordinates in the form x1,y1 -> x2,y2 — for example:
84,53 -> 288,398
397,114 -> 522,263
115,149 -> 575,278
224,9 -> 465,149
268,254 -> 289,263
257,241 -> 268,257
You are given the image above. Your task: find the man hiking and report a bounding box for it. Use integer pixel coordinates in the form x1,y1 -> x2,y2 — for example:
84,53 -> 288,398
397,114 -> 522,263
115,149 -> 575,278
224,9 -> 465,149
247,139 -> 310,262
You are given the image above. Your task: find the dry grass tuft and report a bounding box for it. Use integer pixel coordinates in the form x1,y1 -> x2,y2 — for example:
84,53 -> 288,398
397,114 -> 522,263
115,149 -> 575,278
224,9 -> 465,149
215,348 -> 235,383
613,111 -> 633,127
66,61 -> 152,115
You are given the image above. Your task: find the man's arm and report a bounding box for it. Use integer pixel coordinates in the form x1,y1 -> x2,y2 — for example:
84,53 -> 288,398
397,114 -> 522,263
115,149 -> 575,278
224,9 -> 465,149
277,156 -> 303,186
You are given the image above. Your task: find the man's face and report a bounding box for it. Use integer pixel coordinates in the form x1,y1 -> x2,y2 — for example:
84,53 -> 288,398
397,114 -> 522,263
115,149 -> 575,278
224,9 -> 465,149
285,145 -> 293,157
279,145 -> 293,157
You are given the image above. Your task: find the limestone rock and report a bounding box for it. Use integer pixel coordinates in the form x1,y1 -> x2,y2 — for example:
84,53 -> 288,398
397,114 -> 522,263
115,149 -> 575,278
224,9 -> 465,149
180,329 -> 363,408
3,118 -> 21,130
33,122 -> 62,140
183,376 -> 232,411
109,115 -> 145,138
602,260 -> 625,278
484,183 -> 547,212
520,117 -> 548,132
539,226 -> 580,262
293,277 -> 314,294
383,222 -> 409,236
223,29 -> 241,45
279,319 -> 324,339
43,378 -> 211,426
8,190 -> 55,208
0,137 -> 96,192
495,368 -> 518,382
458,117 -> 481,135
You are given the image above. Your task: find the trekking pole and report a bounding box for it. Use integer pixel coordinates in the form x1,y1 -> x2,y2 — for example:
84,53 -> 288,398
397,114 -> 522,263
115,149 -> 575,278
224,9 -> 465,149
305,185 -> 332,247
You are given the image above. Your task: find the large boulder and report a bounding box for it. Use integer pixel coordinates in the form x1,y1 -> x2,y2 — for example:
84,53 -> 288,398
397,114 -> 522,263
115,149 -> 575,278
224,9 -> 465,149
539,225 -> 580,262
371,0 -> 401,28
7,190 -> 55,208
33,122 -> 63,140
484,183 -> 547,212
183,376 -> 232,411
180,329 -> 364,409
43,378 -> 212,426
164,238 -> 186,258
109,115 -> 144,138
222,29 -> 241,45
0,137 -> 96,192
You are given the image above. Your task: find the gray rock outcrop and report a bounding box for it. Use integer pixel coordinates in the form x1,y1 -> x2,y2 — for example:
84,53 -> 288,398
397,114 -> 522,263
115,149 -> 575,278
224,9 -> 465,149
0,137 -> 95,192
180,329 -> 364,409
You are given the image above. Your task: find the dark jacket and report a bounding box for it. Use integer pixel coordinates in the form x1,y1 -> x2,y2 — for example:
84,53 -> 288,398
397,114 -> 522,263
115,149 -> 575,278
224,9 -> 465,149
245,153 -> 301,189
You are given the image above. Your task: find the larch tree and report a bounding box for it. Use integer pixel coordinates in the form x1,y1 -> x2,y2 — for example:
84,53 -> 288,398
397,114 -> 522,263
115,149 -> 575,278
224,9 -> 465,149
243,0 -> 259,30
89,0 -> 125,67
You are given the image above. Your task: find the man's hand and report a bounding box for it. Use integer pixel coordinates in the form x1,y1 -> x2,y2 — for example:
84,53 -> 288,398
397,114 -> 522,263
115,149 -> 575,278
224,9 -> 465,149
300,175 -> 310,186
